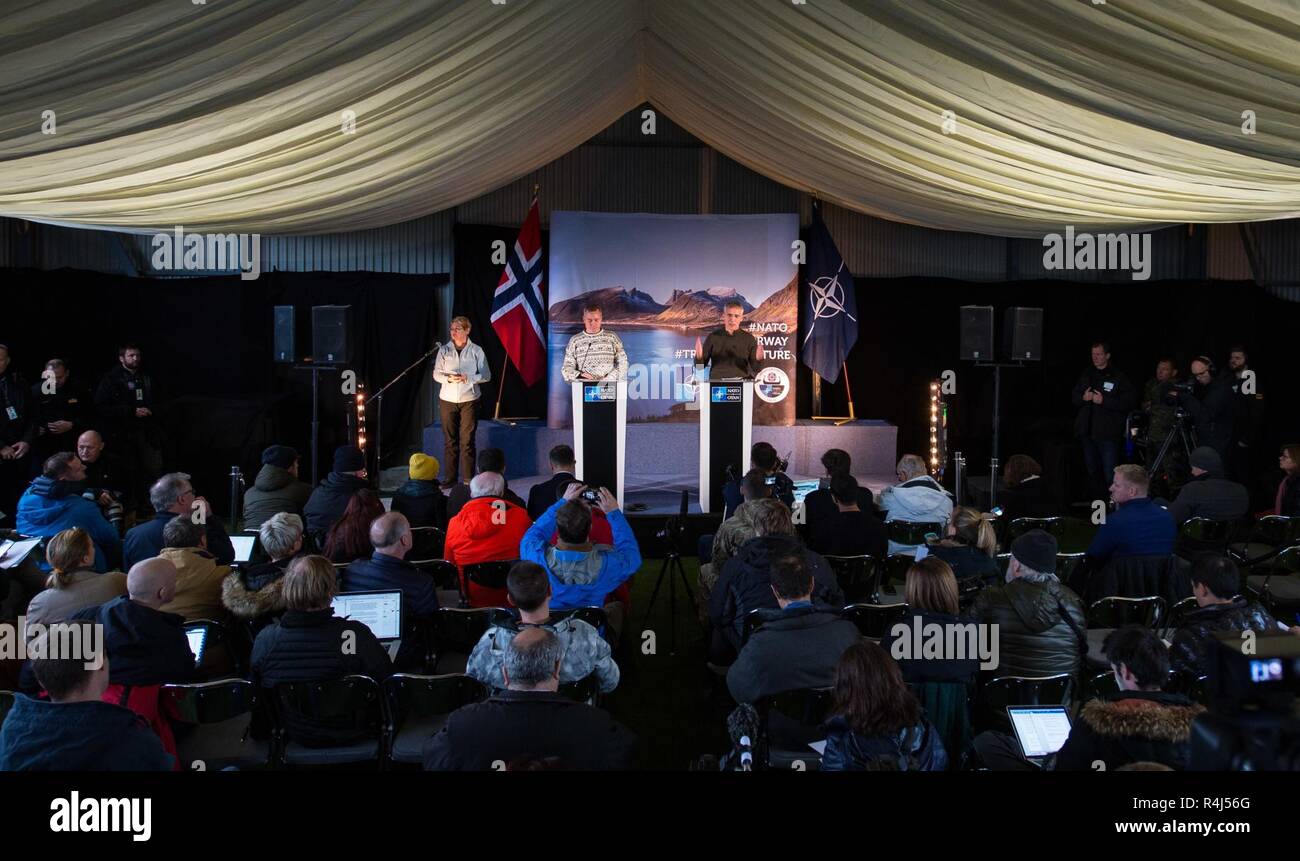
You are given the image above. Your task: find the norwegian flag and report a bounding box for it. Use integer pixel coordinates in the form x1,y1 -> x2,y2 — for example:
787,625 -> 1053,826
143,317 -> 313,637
490,197 -> 547,387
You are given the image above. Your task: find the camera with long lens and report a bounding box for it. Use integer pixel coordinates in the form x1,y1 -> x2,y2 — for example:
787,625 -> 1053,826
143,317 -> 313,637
1189,632 -> 1300,770
83,487 -> 124,531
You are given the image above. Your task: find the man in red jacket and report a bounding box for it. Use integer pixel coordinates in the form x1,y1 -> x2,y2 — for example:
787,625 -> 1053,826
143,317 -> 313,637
443,472 -> 533,606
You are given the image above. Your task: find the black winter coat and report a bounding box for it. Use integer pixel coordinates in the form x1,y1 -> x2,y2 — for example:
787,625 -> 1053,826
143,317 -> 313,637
821,715 -> 949,771
423,690 -> 636,771
1055,691 -> 1204,771
93,365 -> 160,442
0,369 -> 34,447
242,464 -> 313,532
925,542 -> 1000,586
806,509 -> 887,559
74,595 -> 196,686
1177,373 -> 1235,456
969,576 -> 1086,678
249,608 -> 393,746
302,471 -> 370,539
1169,597 -> 1277,679
391,479 -> 447,529
1072,365 -> 1136,443
879,609 -> 982,685
997,476 -> 1060,523
710,535 -> 844,652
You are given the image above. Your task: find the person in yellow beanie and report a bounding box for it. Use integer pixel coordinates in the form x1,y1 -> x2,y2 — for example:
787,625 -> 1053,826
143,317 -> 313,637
391,452 -> 448,535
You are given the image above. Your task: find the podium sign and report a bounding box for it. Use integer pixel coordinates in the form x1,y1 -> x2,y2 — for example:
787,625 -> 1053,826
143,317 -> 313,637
699,380 -> 753,514
571,380 -> 626,503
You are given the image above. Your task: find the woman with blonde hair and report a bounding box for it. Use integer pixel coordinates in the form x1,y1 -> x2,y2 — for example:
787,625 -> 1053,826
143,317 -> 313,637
24,527 -> 127,626
924,506 -> 1000,585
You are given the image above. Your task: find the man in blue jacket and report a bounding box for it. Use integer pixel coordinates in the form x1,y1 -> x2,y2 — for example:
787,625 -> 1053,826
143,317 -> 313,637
0,619 -> 173,771
16,452 -> 121,571
123,471 -> 234,570
1087,464 -> 1176,567
341,511 -> 444,668
520,483 -> 641,639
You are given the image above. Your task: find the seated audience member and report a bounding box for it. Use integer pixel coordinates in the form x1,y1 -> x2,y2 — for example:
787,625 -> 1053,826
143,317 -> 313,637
969,530 -> 1086,678
878,454 -> 954,554
722,441 -> 795,518
390,452 -> 447,530
341,512 -> 443,668
123,472 -> 235,570
321,488 -> 385,563
521,483 -> 640,636
710,500 -> 844,659
242,445 -> 312,532
222,512 -> 303,625
807,473 -> 888,559
446,448 -> 526,518
921,506 -> 1000,586
879,558 -> 979,685
1086,464 -> 1175,568
0,620 -> 173,771
997,454 -> 1058,523
76,557 -> 197,687
1168,446 -> 1249,527
467,561 -> 619,693
443,471 -> 533,607
1170,555 -> 1277,680
249,555 -> 393,747
700,469 -> 771,614
800,448 -> 874,528
424,627 -> 636,771
1055,626 -> 1204,771
156,515 -> 231,622
17,452 -> 122,572
527,444 -> 578,521
821,640 -> 948,772
302,445 -> 369,543
1274,443 -> 1300,517
726,555 -> 861,747
76,430 -> 132,520
25,527 -> 127,626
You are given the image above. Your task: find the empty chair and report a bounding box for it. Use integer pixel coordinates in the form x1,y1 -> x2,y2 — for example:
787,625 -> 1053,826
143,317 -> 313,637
1055,552 -> 1086,582
759,686 -> 835,770
408,526 -> 446,560
273,675 -> 384,768
1245,546 -> 1300,610
839,602 -> 910,640
1230,515 -> 1299,564
877,554 -> 914,599
1177,517 -> 1235,558
430,607 -> 498,674
461,560 -> 514,608
887,521 -> 944,550
1007,517 -> 1068,542
410,558 -> 459,591
163,679 -> 272,769
1087,596 -> 1166,630
824,555 -> 879,604
981,674 -> 1074,731
383,673 -> 487,765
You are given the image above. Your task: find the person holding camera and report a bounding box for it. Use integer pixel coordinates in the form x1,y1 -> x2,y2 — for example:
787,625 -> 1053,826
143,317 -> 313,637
1175,356 -> 1234,459
1141,357 -> 1183,474
1071,341 -> 1136,502
721,441 -> 793,518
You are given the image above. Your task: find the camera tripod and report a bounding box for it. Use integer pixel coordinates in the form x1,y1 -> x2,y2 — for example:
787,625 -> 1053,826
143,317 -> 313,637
639,491 -> 702,656
1148,410 -> 1197,493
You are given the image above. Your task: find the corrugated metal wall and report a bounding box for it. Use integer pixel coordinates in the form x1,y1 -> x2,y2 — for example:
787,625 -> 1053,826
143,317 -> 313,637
3,105 -> 1297,296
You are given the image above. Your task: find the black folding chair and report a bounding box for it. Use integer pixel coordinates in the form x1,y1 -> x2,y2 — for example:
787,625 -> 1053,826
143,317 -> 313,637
410,558 -> 459,590
461,560 -> 514,608
887,521 -> 943,548
1007,517 -> 1069,542
759,687 -> 836,770
430,607 -> 499,673
184,618 -> 243,679
383,673 -> 487,764
981,674 -> 1074,731
824,555 -> 879,604
839,602 -> 910,640
163,679 -> 273,769
1086,595 -> 1166,629
272,675 -> 384,768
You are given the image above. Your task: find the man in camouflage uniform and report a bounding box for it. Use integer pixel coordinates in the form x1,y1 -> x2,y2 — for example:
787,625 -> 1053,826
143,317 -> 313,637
465,561 -> 619,693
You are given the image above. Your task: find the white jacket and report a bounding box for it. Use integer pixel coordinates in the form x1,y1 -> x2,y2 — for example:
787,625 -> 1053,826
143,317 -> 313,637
433,339 -> 490,403
878,475 -> 954,555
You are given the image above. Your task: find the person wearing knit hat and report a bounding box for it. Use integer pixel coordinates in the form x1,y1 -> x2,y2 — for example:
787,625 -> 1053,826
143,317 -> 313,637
242,444 -> 312,532
1009,529 -> 1058,578
1167,446 -> 1249,535
391,452 -> 448,532
302,445 -> 371,541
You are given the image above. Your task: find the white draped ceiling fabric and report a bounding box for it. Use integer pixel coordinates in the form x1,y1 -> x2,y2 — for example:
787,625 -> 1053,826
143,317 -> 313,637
1,0 -> 1298,237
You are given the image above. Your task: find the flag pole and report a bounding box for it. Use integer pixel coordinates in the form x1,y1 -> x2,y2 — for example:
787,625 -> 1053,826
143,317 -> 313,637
493,353 -> 509,421
812,364 -> 857,426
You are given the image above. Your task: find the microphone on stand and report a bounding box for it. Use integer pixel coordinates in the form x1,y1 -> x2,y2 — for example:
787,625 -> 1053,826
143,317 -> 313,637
727,703 -> 760,772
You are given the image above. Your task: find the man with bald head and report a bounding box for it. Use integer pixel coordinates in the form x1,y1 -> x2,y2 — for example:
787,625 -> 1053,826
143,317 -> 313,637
73,557 -> 196,686
341,511 -> 445,668
77,429 -> 132,517
424,627 -> 636,770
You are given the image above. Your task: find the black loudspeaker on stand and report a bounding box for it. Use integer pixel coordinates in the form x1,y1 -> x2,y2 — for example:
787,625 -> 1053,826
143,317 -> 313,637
279,305 -> 354,487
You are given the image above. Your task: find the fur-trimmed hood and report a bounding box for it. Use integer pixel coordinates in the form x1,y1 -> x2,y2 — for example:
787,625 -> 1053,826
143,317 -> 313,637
221,568 -> 287,619
1080,693 -> 1205,742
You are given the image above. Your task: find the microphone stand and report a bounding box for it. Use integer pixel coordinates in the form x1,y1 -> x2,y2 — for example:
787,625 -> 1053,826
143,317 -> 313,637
366,342 -> 441,478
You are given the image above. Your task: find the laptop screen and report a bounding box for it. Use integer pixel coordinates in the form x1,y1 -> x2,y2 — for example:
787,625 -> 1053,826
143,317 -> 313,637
1008,707 -> 1072,758
185,627 -> 207,666
230,535 -> 257,563
331,591 -> 402,641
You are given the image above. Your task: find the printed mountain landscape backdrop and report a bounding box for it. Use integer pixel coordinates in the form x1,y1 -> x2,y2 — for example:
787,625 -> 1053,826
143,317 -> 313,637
547,212 -> 798,428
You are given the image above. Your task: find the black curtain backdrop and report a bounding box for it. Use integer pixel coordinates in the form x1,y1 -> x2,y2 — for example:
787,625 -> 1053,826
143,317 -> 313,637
2,268 -> 445,512
799,276 -> 1300,505
453,223 -> 549,419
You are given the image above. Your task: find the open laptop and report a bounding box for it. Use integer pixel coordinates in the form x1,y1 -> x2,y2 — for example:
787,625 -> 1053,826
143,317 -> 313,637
331,590 -> 403,659
185,627 -> 207,667
1008,706 -> 1072,767
230,534 -> 258,564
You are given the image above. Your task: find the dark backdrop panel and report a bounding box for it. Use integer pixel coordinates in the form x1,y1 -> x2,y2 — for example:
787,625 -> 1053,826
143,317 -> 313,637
1,268 -> 445,513
453,223 -> 549,420
801,277 -> 1300,504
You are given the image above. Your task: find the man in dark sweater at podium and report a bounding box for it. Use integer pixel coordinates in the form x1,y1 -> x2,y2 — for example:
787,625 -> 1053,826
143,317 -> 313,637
694,300 -> 762,379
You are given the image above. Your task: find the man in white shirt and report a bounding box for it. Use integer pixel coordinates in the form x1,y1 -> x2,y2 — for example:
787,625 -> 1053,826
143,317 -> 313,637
433,317 -> 490,489
560,304 -> 628,383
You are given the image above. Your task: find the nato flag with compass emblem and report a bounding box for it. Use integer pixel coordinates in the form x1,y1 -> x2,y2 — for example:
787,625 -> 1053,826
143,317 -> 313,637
801,200 -> 858,383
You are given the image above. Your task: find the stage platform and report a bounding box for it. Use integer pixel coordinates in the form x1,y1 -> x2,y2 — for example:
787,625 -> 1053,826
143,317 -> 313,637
419,418 -> 898,515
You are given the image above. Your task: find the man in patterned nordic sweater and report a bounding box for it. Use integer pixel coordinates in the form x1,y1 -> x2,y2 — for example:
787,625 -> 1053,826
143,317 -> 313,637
561,304 -> 628,383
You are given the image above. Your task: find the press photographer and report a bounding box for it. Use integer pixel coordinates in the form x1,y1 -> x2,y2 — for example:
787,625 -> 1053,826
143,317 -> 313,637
1173,356 -> 1235,459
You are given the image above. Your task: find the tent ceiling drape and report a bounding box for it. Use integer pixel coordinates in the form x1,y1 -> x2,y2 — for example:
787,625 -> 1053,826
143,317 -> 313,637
1,0 -> 1298,237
